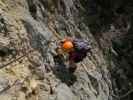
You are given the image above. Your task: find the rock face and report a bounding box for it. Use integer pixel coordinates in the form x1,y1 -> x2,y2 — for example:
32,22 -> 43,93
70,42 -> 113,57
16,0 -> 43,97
0,0 -> 132,100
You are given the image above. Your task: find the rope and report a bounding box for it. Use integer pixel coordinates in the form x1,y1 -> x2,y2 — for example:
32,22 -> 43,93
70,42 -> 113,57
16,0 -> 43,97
0,49 -> 35,69
81,62 -> 90,75
48,23 -> 62,40
47,23 -> 93,73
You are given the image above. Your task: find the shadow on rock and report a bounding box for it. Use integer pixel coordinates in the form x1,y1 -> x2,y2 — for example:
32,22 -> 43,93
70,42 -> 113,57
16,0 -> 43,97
53,54 -> 77,86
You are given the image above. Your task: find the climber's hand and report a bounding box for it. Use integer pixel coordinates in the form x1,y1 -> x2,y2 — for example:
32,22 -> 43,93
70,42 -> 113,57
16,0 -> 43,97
55,47 -> 64,55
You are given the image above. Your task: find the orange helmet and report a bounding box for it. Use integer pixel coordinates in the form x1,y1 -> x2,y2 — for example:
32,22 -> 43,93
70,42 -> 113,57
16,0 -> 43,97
62,40 -> 74,50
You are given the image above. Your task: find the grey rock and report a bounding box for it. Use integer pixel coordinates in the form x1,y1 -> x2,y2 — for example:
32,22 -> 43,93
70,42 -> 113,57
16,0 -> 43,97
55,83 -> 78,100
0,77 -> 9,93
1,0 -> 132,100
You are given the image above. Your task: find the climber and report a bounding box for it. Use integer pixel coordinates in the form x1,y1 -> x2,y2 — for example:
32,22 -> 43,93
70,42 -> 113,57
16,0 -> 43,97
57,37 -> 91,73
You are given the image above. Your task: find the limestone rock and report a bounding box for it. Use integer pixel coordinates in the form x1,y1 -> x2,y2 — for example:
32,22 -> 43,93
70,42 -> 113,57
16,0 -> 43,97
56,84 -> 78,100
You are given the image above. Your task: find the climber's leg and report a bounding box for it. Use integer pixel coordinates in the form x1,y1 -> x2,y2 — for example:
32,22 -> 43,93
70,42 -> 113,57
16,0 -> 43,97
68,60 -> 77,73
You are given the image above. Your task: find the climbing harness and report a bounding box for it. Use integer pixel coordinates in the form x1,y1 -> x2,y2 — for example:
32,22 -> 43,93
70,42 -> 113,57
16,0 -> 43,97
48,22 -> 93,74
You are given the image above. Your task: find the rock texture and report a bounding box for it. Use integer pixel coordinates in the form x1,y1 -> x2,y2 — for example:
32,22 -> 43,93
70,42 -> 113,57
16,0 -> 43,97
0,0 -> 132,100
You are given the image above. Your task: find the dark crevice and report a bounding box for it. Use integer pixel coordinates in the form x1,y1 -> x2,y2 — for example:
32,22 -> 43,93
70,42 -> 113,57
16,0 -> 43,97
27,0 -> 37,19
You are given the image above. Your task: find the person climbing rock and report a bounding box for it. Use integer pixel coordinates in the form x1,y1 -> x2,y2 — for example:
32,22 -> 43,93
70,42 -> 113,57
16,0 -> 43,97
57,37 -> 91,73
